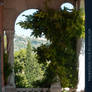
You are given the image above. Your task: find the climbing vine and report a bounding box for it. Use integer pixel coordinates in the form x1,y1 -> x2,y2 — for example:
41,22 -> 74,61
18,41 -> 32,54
18,7 -> 85,88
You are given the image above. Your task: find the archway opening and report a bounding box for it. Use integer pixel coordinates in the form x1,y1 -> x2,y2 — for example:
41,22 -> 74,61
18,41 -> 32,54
60,2 -> 74,12
14,9 -> 48,88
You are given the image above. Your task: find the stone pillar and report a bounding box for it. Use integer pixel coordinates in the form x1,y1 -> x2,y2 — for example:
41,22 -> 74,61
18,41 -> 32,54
0,2 -> 5,92
50,75 -> 62,92
76,38 -> 83,91
6,30 -> 15,87
50,82 -> 61,92
76,38 -> 82,58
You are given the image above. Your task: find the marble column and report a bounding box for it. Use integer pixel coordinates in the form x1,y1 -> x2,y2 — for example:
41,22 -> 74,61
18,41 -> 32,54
6,30 -> 15,87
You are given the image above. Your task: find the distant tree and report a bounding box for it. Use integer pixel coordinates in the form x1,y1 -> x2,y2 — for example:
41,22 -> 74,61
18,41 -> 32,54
14,49 -> 29,88
25,40 -> 44,87
14,42 -> 45,88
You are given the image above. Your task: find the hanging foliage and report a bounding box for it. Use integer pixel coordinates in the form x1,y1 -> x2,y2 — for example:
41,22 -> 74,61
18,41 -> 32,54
18,7 -> 85,88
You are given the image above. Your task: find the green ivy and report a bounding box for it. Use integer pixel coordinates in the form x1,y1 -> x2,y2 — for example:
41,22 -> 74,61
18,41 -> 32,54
18,7 -> 85,88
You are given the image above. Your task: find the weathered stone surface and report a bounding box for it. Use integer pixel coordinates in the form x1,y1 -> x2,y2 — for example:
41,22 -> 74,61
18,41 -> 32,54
50,76 -> 62,92
5,88 -> 16,92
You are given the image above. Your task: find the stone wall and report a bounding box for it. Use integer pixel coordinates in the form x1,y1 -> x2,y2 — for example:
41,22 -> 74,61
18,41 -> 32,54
5,88 -> 62,92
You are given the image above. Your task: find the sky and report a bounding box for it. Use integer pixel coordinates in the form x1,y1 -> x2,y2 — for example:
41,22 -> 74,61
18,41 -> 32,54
61,3 -> 74,10
14,3 -> 85,91
15,9 -> 38,37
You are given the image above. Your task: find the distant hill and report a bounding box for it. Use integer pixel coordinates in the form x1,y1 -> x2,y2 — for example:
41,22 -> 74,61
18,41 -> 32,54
14,35 -> 49,51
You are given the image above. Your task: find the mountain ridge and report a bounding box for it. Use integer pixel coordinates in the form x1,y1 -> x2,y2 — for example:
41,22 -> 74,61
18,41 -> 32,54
14,34 -> 48,51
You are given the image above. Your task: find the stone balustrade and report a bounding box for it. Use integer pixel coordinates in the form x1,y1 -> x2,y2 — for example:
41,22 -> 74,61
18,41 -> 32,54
5,88 -> 62,92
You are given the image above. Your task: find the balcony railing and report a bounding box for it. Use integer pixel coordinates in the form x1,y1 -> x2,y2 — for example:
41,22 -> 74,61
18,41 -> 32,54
5,88 -> 62,92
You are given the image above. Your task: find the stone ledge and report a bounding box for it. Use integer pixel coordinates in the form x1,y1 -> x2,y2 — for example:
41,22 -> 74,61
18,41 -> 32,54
5,88 -> 16,92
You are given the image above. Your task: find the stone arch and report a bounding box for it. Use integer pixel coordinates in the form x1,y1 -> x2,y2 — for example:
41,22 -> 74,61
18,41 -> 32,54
3,0 -> 77,30
1,0 -> 84,88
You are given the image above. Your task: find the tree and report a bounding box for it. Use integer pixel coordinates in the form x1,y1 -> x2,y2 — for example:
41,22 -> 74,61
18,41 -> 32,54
14,41 -> 45,88
14,49 -> 29,88
25,40 -> 44,87
18,8 -> 85,88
